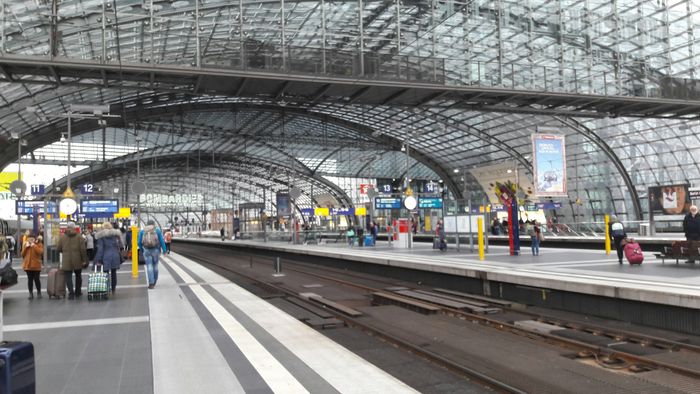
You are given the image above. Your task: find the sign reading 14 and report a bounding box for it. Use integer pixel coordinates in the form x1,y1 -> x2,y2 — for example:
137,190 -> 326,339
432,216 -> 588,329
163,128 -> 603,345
81,184 -> 95,194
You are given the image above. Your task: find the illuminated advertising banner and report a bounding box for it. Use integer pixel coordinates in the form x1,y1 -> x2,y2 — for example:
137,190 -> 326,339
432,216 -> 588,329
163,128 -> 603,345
649,184 -> 691,221
532,133 -> 567,197
276,192 -> 291,216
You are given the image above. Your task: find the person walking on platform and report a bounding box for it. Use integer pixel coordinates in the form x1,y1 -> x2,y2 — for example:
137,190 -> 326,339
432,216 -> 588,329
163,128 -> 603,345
220,227 -> 225,241
138,220 -> 167,289
436,219 -> 446,251
21,235 -> 43,299
57,222 -> 88,299
94,222 -> 124,294
164,230 -> 172,254
683,205 -> 700,263
609,217 -> 626,264
529,221 -> 541,256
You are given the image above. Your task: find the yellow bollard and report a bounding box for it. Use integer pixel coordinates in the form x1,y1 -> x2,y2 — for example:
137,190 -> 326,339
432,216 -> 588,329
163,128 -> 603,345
477,217 -> 485,260
131,225 -> 139,278
604,215 -> 611,255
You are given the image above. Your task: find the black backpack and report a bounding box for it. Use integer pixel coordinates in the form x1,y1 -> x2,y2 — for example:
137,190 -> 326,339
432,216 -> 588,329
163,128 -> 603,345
0,264 -> 18,286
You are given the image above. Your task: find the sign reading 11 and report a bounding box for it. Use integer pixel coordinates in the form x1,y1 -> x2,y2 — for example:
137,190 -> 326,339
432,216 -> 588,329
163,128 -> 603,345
81,184 -> 95,194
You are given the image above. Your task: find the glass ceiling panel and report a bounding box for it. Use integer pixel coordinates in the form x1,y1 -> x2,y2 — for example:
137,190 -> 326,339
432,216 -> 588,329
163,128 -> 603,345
0,0 -> 697,98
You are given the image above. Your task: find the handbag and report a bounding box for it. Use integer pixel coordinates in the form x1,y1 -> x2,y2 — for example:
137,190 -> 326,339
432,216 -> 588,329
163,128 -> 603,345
538,232 -> 545,242
0,264 -> 18,286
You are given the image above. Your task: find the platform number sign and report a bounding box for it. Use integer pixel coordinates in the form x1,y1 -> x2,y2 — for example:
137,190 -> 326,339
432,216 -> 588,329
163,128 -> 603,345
81,184 -> 95,194
381,184 -> 392,193
30,184 -> 45,196
423,182 -> 436,193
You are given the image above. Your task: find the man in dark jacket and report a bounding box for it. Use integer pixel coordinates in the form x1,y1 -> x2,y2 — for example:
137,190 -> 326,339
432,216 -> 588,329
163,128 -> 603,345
609,216 -> 627,264
683,205 -> 700,263
57,222 -> 88,299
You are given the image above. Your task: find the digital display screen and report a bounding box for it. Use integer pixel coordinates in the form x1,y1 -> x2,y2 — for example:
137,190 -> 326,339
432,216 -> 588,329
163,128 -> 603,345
374,197 -> 402,209
16,200 -> 57,215
80,199 -> 119,214
418,198 -> 443,209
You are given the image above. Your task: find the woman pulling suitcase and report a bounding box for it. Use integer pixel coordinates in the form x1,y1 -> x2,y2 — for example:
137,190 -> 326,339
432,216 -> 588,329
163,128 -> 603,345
94,222 -> 124,295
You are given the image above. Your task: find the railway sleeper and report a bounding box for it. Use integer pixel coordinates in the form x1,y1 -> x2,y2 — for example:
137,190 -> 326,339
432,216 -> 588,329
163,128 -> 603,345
371,292 -> 440,315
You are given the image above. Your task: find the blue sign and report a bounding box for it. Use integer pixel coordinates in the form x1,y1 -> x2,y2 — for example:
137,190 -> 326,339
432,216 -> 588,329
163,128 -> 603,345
80,199 -> 119,214
422,182 -> 438,194
537,202 -> 562,210
80,184 -> 95,194
30,184 -> 45,196
331,207 -> 354,215
16,200 -> 57,215
418,197 -> 443,209
374,197 -> 402,210
300,208 -> 315,216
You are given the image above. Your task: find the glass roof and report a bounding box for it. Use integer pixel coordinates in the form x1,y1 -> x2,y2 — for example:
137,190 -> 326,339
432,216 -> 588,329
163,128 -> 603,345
2,0 -> 698,97
0,0 -> 699,222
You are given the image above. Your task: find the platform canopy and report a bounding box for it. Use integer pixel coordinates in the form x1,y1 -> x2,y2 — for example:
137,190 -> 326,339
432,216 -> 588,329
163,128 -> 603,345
1,0 -> 700,222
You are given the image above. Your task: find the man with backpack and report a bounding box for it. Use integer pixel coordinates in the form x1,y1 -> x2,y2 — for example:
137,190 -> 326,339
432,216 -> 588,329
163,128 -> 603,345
609,217 -> 627,264
138,220 -> 167,289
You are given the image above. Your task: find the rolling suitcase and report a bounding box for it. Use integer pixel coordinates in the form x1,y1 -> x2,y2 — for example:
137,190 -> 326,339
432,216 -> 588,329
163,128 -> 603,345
624,241 -> 644,265
364,236 -> 374,247
0,341 -> 35,394
46,268 -> 66,299
88,265 -> 110,301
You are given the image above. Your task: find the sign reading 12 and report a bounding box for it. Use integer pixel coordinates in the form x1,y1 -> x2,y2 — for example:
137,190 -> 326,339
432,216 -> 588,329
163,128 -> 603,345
81,184 -> 95,194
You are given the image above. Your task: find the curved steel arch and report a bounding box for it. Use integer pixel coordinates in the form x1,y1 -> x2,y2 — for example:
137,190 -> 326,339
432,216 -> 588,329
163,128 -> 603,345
56,150 -> 355,210
554,116 -> 643,220
2,99 -> 463,198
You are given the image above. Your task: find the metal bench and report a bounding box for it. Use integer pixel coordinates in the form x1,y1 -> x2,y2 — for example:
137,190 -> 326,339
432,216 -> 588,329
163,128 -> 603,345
655,246 -> 700,264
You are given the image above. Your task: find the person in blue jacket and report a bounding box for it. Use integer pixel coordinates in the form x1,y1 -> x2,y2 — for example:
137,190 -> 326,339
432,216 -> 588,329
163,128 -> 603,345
138,220 -> 167,289
94,221 -> 124,294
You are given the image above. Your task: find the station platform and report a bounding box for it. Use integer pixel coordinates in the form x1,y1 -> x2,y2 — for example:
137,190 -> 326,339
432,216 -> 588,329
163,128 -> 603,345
1,256 -> 416,394
181,238 -> 700,308
177,237 -> 700,335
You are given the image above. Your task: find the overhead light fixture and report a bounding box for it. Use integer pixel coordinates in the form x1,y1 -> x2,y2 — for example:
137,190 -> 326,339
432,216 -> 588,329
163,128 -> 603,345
113,188 -> 120,194
507,169 -> 513,174
453,168 -> 459,173
60,133 -> 66,143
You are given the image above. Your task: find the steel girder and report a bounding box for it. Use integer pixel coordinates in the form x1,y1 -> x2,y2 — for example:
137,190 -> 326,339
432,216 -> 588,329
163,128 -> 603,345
0,55 -> 697,120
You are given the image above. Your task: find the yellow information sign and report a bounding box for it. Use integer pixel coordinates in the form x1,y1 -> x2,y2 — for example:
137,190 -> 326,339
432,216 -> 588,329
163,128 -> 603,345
355,207 -> 367,216
0,172 -> 19,192
114,207 -> 131,219
314,207 -> 329,217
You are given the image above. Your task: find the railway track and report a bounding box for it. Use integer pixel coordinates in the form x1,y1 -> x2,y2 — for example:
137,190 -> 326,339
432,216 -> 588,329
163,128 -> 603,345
174,250 -> 526,394
175,246 -> 700,392
270,257 -> 700,381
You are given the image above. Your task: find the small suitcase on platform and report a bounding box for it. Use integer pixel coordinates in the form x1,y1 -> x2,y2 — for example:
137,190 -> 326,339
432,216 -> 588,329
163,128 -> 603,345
433,237 -> 440,249
46,268 -> 66,299
88,265 -> 110,301
0,341 -> 36,394
364,236 -> 374,247
624,241 -> 644,265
